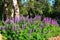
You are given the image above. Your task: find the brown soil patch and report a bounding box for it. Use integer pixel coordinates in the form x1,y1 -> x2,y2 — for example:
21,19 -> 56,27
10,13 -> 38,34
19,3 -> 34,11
49,35 -> 60,40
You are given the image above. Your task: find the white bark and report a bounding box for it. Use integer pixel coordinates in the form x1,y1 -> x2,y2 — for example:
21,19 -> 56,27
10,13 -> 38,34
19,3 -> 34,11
12,0 -> 20,18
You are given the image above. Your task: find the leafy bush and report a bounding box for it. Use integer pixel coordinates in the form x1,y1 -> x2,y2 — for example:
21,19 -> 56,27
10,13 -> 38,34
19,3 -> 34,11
0,15 -> 60,40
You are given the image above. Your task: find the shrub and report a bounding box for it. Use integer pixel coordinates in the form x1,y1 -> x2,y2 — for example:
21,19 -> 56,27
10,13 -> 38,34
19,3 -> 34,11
0,15 -> 60,40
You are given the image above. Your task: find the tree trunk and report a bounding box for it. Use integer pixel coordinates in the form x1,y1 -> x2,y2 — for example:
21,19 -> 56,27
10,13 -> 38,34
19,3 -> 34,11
12,0 -> 20,23
4,0 -> 8,21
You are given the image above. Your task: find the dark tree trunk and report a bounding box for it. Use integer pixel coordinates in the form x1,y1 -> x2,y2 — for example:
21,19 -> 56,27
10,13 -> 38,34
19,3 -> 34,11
4,0 -> 8,21
28,8 -> 31,18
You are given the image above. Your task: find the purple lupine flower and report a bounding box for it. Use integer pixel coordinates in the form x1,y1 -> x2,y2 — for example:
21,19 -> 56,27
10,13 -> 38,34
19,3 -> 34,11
19,15 -> 25,22
51,19 -> 58,26
40,22 -> 43,29
49,18 -> 52,23
43,17 -> 47,22
43,17 -> 52,25
34,15 -> 37,20
20,16 -> 22,21
34,15 -> 41,21
10,17 -> 14,24
22,24 -> 25,30
32,29 -> 34,32
1,26 -> 5,31
43,17 -> 48,24
21,15 -> 25,20
46,17 -> 51,24
38,16 -> 41,19
13,26 -> 17,30
28,29 -> 34,36
37,15 -> 41,20
13,26 -> 20,34
26,15 -> 29,21
15,16 -> 20,22
29,18 -> 32,23
30,29 -> 33,33
43,17 -> 58,26
10,20 -> 14,24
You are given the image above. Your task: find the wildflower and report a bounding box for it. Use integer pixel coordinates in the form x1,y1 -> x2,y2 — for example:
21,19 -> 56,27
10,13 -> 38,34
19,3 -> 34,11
26,15 -> 29,21
43,17 -> 47,22
22,24 -> 25,30
21,15 -> 24,20
30,29 -> 33,33
40,22 -> 43,29
15,16 -> 20,22
29,18 -> 32,23
18,15 -> 25,22
51,19 -> 58,26
37,15 -> 41,20
1,26 -> 5,31
9,17 -> 14,24
14,26 -> 17,30
34,15 -> 41,21
34,15 -> 37,20
10,20 -> 14,24
43,17 -> 51,26
32,29 -> 34,32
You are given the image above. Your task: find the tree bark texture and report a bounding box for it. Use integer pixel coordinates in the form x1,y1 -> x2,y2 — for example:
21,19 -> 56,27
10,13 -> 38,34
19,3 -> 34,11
12,0 -> 20,23
4,0 -> 8,21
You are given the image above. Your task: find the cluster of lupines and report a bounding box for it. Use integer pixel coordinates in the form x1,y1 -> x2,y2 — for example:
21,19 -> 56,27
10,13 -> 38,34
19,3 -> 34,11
34,15 -> 41,21
0,15 -> 60,40
2,14 -> 58,26
43,17 -> 58,26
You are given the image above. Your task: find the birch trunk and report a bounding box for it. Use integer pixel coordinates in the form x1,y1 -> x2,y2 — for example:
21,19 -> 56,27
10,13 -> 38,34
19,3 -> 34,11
12,0 -> 20,23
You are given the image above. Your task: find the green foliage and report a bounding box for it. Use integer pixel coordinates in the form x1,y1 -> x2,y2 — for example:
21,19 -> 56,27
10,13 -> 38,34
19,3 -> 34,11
18,0 -> 53,17
54,0 -> 60,13
20,7 -> 28,16
0,19 -> 60,40
0,0 -> 4,20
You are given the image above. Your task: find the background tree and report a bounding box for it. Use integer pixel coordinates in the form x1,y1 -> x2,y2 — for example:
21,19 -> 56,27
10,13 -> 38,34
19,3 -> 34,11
53,0 -> 60,24
54,0 -> 60,13
53,0 -> 60,18
4,0 -> 9,21
0,0 -> 59,21
19,0 -> 52,18
0,0 -> 4,20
